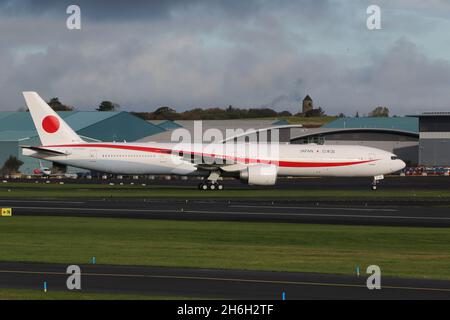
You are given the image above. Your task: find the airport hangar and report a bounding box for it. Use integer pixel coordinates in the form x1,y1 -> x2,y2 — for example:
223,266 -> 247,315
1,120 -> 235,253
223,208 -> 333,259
409,112 -> 450,167
0,112 -> 448,175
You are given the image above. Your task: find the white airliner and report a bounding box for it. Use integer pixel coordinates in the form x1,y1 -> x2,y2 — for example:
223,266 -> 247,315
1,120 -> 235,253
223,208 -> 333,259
21,92 -> 405,190
33,160 -> 77,179
33,160 -> 52,176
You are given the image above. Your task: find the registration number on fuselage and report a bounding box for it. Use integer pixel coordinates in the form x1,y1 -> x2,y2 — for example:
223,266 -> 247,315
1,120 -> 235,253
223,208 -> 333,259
300,149 -> 336,154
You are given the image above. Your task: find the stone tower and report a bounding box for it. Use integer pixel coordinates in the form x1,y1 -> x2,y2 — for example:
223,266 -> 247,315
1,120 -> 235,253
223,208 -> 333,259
302,95 -> 313,114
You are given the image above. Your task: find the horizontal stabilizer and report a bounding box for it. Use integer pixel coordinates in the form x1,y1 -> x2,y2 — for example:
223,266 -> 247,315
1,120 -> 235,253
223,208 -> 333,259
21,146 -> 68,156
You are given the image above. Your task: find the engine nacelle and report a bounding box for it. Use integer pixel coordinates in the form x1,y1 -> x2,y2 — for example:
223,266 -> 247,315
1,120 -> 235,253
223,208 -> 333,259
240,164 -> 278,186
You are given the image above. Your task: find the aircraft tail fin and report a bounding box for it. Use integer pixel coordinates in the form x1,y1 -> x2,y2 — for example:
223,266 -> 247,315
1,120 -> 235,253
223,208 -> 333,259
23,92 -> 84,146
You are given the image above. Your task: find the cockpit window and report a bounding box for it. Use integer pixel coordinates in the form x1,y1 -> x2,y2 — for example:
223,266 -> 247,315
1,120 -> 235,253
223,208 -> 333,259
391,156 -> 398,160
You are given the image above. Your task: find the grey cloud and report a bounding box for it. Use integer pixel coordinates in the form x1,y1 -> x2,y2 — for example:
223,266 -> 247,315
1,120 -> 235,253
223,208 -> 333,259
0,0 -> 333,22
0,0 -> 268,21
301,38 -> 450,115
359,38 -> 450,113
0,0 -> 189,20
1,1 -> 450,116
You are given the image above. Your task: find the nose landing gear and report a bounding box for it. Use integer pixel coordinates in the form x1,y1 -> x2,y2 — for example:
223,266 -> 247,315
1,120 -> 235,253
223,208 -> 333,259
371,175 -> 384,190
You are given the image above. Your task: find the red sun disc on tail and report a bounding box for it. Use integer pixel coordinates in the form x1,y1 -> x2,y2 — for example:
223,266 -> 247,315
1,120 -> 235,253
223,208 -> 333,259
42,115 -> 60,133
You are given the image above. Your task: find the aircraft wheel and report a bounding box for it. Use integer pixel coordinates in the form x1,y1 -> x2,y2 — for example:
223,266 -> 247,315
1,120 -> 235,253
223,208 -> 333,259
209,183 -> 216,190
201,183 -> 209,191
371,185 -> 377,191
217,184 -> 224,191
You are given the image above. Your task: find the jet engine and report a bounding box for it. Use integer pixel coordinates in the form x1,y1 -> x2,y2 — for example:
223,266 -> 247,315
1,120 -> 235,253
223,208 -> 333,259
240,164 -> 278,186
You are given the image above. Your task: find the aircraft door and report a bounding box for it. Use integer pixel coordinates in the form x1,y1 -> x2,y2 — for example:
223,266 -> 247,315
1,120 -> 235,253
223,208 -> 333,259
368,152 -> 377,166
89,150 -> 97,162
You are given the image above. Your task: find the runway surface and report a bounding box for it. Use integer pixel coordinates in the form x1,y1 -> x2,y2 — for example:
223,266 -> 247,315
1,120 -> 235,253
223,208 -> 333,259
1,198 -> 450,227
0,262 -> 449,299
8,175 -> 450,190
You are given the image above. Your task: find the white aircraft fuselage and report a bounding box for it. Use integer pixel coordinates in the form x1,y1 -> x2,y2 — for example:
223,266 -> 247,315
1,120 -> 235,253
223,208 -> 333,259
23,142 -> 405,177
20,91 -> 406,188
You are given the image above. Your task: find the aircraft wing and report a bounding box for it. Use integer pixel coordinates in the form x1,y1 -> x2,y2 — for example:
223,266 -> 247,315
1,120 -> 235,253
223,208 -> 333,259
196,163 -> 248,172
186,150 -> 268,173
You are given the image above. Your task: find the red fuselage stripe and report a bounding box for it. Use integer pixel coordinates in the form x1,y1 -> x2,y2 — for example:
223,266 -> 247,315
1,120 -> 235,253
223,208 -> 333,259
44,143 -> 377,168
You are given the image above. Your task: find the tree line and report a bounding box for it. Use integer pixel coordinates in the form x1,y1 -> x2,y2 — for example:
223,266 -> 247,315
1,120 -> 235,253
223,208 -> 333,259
27,97 -> 391,119
35,98 -> 328,120
131,105 -> 303,121
17,98 -> 121,112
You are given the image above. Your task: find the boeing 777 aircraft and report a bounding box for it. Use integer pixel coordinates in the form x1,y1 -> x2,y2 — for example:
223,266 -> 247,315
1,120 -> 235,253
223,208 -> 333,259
21,92 -> 405,190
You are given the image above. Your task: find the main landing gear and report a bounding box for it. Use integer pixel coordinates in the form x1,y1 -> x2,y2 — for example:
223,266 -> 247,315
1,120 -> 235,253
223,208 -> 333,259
198,170 -> 224,191
371,175 -> 384,190
198,181 -> 224,191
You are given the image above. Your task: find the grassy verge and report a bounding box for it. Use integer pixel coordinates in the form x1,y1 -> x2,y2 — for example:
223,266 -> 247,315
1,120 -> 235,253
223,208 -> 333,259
1,182 -> 450,198
0,216 -> 449,280
0,288 -> 191,300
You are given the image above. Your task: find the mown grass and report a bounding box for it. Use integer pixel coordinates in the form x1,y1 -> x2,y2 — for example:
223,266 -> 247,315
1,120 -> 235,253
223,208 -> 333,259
1,216 -> 449,280
0,288 -> 192,300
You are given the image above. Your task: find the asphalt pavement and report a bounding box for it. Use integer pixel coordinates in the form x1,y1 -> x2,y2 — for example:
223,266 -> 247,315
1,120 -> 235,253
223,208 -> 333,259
1,262 -> 449,299
1,198 -> 449,227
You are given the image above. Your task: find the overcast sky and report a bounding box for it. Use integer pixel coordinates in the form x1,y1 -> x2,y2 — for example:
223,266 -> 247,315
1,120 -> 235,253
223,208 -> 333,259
1,0 -> 450,115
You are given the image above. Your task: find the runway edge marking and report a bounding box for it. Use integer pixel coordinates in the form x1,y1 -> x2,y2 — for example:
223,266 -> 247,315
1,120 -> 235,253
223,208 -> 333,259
1,269 -> 450,293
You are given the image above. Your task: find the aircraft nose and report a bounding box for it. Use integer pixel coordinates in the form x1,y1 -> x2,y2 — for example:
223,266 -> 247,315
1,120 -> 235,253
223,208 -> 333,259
388,155 -> 406,173
392,159 -> 406,172
398,159 -> 406,170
